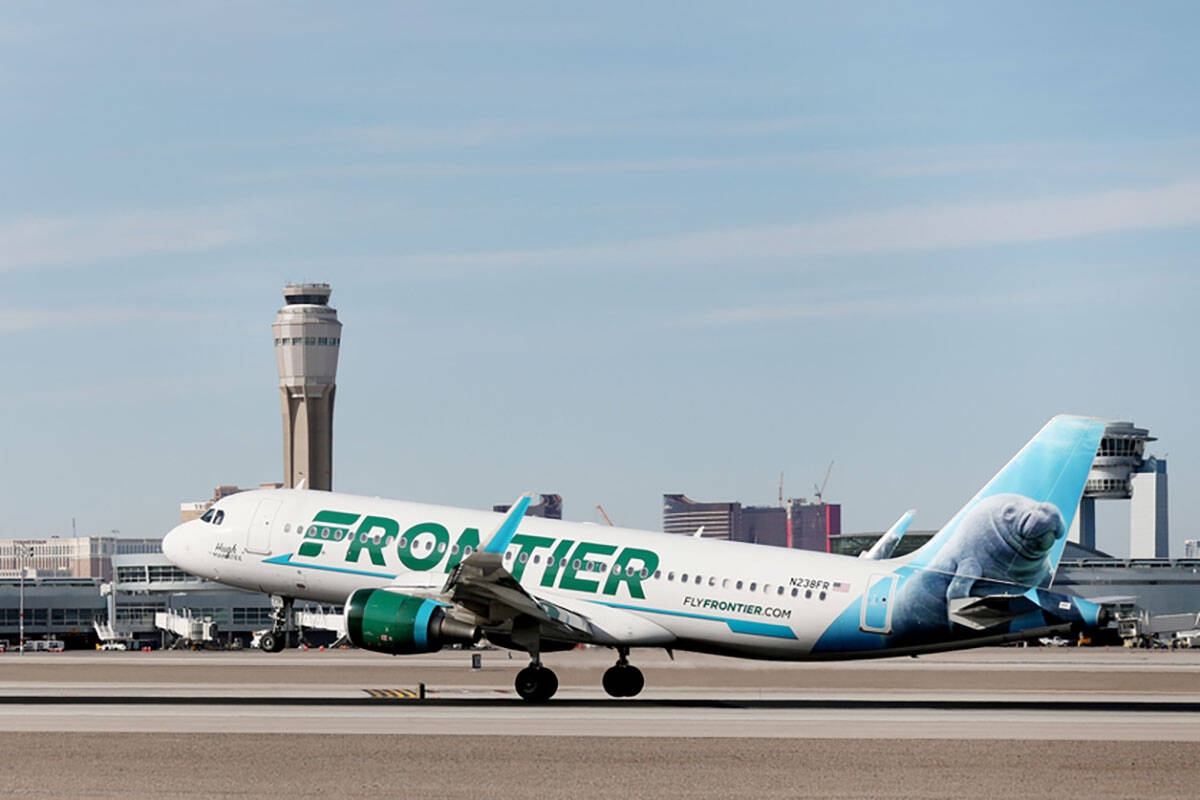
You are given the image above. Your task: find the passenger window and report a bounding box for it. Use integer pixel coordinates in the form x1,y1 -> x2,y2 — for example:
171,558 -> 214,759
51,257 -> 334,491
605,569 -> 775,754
791,588 -> 799,597
777,586 -> 784,595
819,591 -> 827,601
668,572 -> 676,581
533,555 -> 540,564
708,576 -> 716,587
737,581 -> 744,590
805,589 -> 812,599
694,575 -> 702,585
654,570 -> 661,579
519,552 -> 529,563
722,579 -> 729,589
748,582 -> 755,591
640,569 -> 649,579
283,523 -> 291,533
680,573 -> 688,582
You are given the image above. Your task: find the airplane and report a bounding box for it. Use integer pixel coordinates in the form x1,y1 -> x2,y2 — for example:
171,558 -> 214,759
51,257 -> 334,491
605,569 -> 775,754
162,414 -> 1109,701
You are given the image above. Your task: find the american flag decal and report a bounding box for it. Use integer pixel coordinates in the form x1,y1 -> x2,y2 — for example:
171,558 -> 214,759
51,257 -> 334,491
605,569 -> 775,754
831,581 -> 850,592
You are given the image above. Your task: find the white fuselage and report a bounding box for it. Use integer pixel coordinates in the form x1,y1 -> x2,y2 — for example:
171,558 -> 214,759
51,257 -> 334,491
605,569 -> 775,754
163,488 -> 899,659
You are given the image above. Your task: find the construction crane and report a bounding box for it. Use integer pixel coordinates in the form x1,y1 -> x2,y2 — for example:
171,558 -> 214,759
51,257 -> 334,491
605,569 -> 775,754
595,505 -> 615,526
813,460 -> 834,503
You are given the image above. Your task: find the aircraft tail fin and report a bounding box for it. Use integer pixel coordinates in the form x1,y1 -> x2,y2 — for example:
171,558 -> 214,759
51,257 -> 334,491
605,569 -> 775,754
904,415 -> 1106,589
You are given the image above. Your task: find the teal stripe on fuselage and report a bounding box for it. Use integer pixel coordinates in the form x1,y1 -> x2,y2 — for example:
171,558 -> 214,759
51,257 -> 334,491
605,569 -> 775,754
599,600 -> 798,640
263,552 -> 397,580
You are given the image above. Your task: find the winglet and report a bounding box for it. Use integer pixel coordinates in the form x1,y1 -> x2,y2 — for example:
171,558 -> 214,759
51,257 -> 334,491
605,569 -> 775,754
860,509 -> 916,560
482,493 -> 536,555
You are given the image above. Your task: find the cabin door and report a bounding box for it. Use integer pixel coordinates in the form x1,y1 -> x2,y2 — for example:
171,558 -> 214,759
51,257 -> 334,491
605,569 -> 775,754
859,573 -> 897,634
246,499 -> 283,555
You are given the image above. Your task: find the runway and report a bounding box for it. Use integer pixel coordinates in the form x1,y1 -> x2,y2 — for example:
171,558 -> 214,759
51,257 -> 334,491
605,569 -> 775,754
1,647 -> 1198,797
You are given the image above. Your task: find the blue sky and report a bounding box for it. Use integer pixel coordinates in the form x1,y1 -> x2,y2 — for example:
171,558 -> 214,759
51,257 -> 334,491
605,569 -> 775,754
2,2 -> 1198,555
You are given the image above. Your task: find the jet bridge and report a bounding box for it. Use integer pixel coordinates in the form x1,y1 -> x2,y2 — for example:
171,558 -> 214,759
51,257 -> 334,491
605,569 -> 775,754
155,609 -> 218,647
295,605 -> 345,637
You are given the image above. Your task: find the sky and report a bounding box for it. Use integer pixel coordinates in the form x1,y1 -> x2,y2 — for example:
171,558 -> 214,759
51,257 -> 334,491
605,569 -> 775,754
2,2 -> 1198,556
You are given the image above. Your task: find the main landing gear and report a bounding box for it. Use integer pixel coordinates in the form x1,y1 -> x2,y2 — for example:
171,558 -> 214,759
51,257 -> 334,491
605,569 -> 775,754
510,644 -> 644,702
515,658 -> 559,702
602,647 -> 644,698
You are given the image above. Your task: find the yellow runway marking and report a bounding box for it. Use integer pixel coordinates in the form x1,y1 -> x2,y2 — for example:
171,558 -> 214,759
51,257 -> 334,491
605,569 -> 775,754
363,688 -> 421,699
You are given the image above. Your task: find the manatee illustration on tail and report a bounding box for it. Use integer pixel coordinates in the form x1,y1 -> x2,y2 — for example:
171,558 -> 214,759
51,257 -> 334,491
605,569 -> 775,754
890,415 -> 1107,642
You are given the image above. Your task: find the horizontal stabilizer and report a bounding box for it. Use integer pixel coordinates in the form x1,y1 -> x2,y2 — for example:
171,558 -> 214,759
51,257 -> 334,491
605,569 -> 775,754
948,594 -> 1033,630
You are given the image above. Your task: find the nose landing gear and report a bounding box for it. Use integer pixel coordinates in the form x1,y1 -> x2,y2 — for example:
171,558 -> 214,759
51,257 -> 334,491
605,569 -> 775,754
602,647 -> 644,698
259,595 -> 293,653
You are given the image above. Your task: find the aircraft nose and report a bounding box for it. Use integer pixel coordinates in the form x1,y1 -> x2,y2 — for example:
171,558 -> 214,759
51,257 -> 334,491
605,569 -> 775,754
162,524 -> 188,566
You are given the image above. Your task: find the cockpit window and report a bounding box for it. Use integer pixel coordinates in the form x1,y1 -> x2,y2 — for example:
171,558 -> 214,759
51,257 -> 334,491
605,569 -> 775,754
213,510 -> 225,525
200,509 -> 215,523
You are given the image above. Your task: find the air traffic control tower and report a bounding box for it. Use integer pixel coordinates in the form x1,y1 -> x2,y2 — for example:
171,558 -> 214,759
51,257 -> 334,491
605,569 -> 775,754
273,283 -> 342,491
1068,421 -> 1169,557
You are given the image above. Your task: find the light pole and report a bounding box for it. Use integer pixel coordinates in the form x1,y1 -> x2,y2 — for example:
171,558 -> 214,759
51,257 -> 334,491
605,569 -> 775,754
17,543 -> 32,654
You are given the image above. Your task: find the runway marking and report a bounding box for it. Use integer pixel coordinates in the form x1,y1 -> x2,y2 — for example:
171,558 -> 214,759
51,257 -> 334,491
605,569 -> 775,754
0,704 -> 1198,740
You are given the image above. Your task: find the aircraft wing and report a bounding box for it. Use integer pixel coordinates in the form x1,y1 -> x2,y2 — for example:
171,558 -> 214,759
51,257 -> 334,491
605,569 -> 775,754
385,494 -> 673,647
382,494 -> 598,643
442,547 -> 596,640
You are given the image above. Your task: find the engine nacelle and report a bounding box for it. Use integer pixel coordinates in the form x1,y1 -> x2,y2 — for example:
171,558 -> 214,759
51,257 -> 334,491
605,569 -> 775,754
345,589 -> 480,655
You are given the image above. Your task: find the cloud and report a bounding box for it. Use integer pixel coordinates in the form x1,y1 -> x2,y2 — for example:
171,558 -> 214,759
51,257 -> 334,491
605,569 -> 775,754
676,273 -> 1198,327
675,291 -> 1043,327
225,153 -> 841,182
0,308 -> 215,333
311,117 -> 823,152
389,179 -> 1200,274
0,203 -> 267,272
225,136 -> 1200,186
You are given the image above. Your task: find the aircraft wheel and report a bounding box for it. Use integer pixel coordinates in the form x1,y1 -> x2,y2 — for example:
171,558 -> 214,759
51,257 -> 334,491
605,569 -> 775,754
602,664 -> 644,698
515,665 -> 558,701
259,632 -> 283,653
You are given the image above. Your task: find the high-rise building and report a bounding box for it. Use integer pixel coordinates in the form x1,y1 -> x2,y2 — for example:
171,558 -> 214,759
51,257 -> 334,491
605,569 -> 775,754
273,283 -> 342,490
662,495 -> 739,539
663,494 -> 841,550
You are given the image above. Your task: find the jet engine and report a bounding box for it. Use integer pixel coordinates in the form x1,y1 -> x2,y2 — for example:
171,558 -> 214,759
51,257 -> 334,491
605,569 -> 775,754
345,589 -> 480,655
